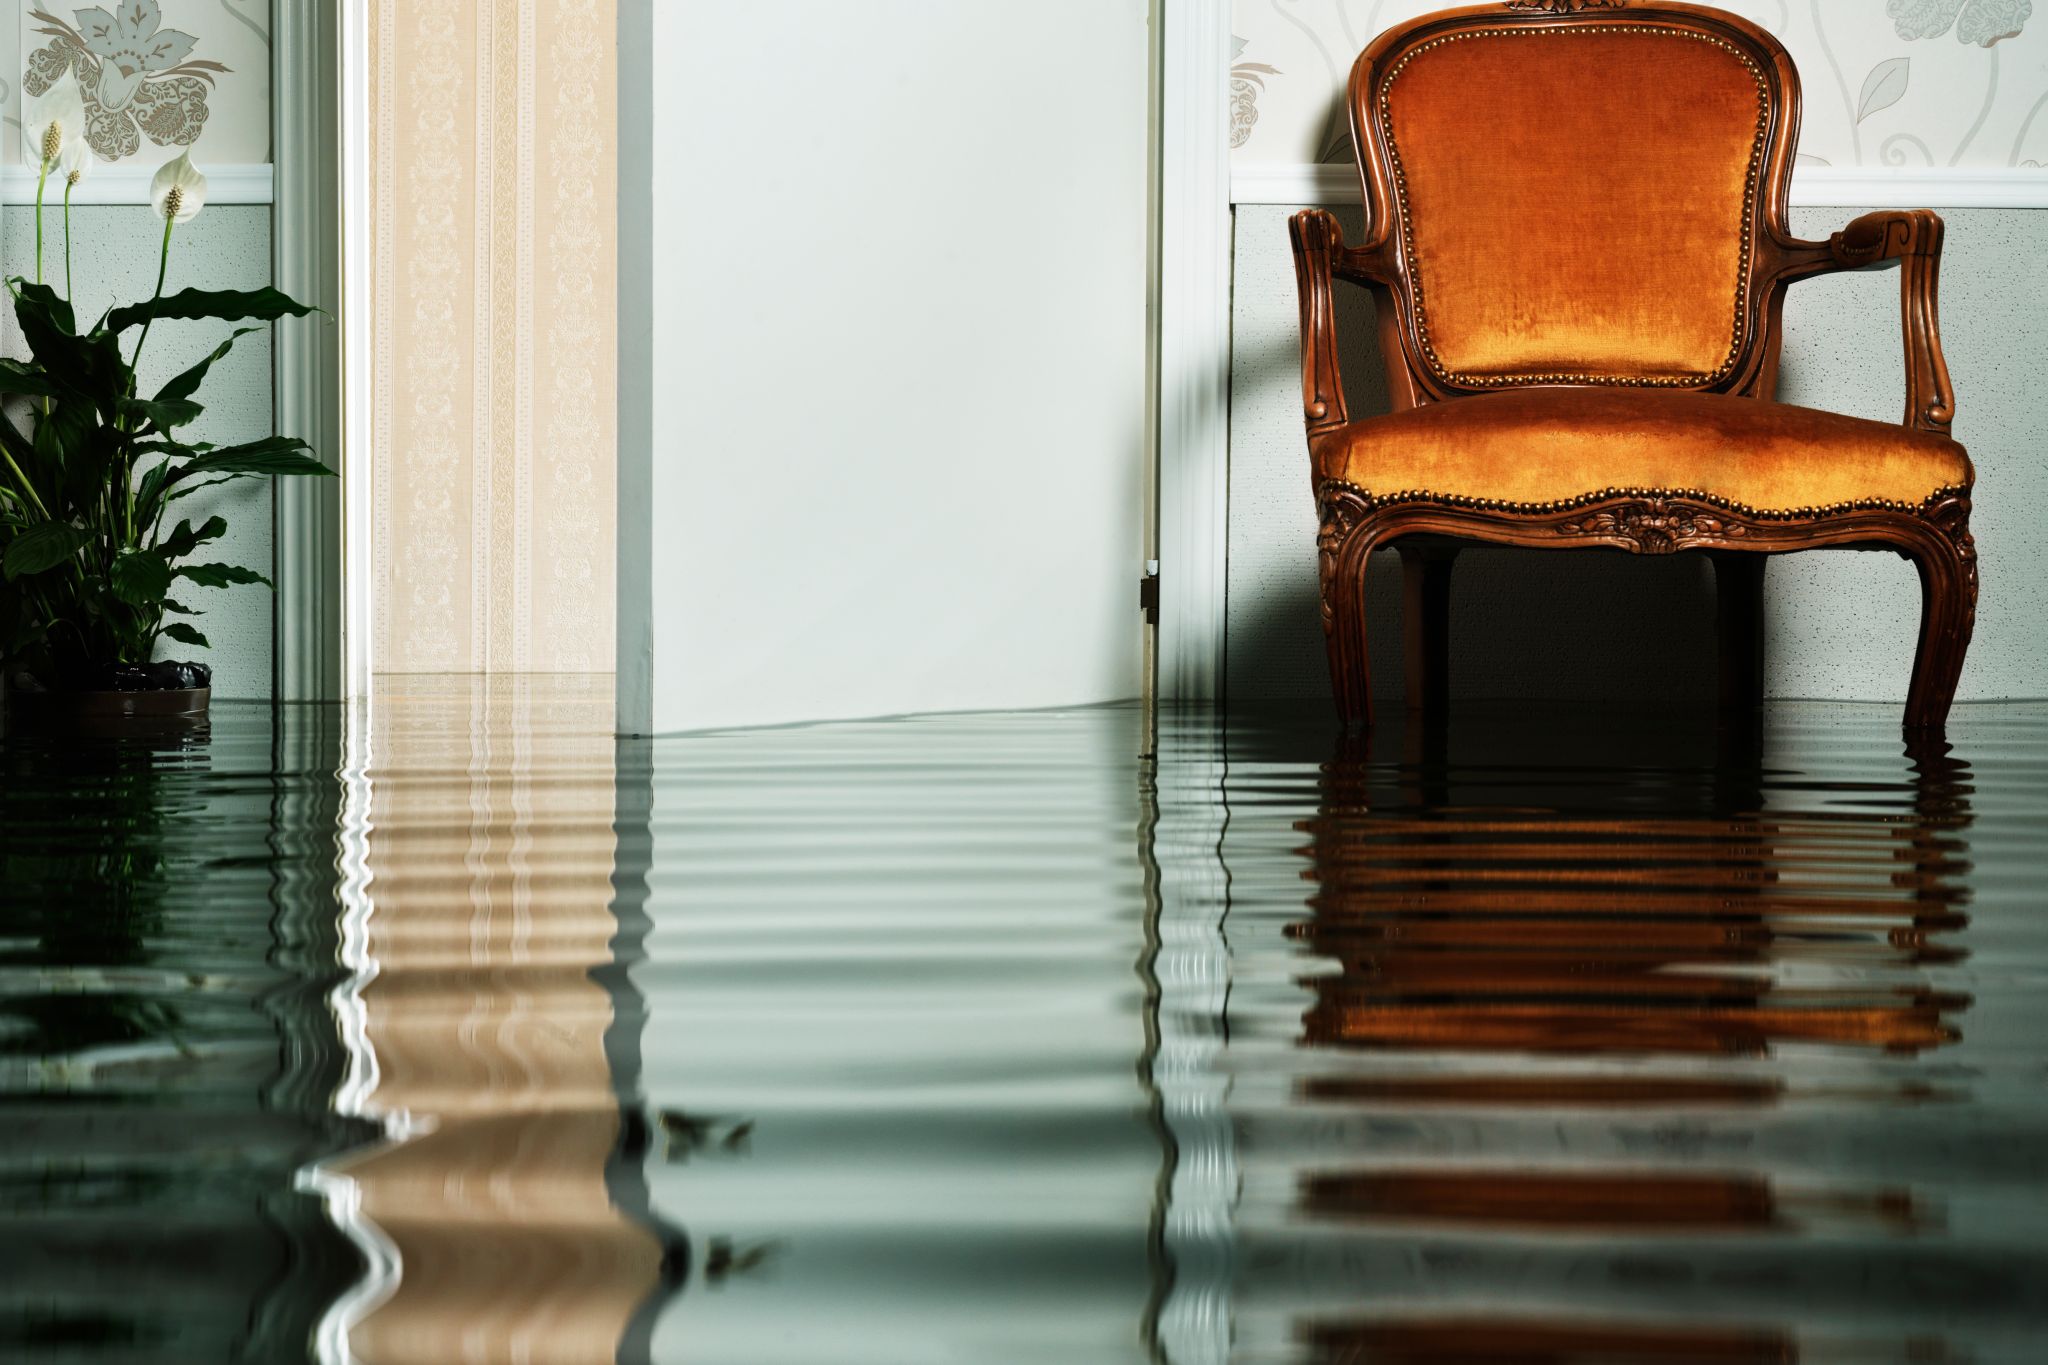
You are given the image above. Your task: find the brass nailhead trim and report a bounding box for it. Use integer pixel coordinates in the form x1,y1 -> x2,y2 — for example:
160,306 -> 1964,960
1378,24 -> 1770,391
1317,480 -> 1970,522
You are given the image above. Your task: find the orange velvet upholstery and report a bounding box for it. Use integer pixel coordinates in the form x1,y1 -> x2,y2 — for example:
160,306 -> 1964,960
1312,389 -> 1970,512
1383,26 -> 1765,386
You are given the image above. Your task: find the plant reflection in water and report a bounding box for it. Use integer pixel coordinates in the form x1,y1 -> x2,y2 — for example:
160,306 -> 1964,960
0,708 -> 373,1360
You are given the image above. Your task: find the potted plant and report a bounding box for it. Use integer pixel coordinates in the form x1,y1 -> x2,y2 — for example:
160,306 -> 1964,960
0,71 -> 332,725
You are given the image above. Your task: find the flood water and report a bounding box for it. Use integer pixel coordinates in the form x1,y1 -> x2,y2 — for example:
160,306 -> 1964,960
3,679 -> 2045,1363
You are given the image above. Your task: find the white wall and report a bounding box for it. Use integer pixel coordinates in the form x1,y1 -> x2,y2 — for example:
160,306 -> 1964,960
619,0 -> 1152,734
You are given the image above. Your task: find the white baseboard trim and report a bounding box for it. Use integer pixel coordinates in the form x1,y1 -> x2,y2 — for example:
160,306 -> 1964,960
1231,162 -> 2048,209
0,162 -> 274,206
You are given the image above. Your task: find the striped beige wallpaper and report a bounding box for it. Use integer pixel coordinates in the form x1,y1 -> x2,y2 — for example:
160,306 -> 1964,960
370,0 -> 616,673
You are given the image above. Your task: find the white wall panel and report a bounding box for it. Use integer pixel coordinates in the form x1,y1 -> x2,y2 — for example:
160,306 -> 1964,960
622,1 -> 1152,732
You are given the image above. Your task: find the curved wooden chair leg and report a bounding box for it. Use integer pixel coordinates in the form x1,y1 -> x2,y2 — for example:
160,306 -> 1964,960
1399,546 -> 1456,716
1903,522 -> 1976,731
1710,551 -> 1766,717
1323,542 -> 1375,732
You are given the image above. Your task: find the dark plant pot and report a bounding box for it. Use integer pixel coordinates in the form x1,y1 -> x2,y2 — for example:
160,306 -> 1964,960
4,677 -> 211,736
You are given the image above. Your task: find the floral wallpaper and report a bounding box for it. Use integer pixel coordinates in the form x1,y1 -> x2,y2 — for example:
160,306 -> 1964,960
369,0 -> 617,674
9,0 -> 270,167
1229,0 -> 2048,170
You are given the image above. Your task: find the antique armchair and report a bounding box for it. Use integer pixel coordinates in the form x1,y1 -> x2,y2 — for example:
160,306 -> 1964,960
1290,0 -> 1975,730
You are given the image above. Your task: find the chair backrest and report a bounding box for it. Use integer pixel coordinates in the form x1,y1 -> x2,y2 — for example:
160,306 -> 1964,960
1350,2 -> 1800,402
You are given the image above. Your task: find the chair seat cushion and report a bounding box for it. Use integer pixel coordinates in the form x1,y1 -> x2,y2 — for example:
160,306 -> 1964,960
1312,389 -> 1971,513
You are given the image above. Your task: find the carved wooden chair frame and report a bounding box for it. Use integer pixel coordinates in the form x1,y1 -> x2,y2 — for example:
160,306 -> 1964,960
1289,0 -> 1976,730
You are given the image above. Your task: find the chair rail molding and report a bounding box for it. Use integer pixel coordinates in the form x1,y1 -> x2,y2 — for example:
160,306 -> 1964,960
1231,162 -> 2048,208
273,1 -> 343,702
1157,0 -> 1234,703
0,164 -> 275,204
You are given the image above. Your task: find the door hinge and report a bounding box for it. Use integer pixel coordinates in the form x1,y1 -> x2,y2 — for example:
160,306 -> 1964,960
1139,562 -> 1160,626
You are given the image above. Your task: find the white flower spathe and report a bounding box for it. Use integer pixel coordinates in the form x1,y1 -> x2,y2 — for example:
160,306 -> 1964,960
149,150 -> 207,224
59,141 -> 95,189
23,69 -> 88,171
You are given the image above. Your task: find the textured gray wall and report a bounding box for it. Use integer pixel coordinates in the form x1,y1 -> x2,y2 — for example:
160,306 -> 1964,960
4,204 -> 275,699
1227,204 -> 2048,702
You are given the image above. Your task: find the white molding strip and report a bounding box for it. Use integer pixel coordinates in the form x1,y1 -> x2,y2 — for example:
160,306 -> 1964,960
340,0 -> 377,699
0,162 -> 273,205
1156,0 -> 1234,703
1230,163 -> 1359,207
1790,167 -> 2048,208
1231,162 -> 2048,208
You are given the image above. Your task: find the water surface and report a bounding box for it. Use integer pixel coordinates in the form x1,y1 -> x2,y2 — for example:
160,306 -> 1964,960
4,684 -> 2045,1362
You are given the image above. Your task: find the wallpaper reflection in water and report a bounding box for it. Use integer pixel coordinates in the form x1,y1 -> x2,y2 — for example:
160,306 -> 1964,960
311,676 -> 665,1364
4,692 -> 2048,1362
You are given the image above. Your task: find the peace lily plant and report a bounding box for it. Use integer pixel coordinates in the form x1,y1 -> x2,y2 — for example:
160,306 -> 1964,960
1,71 -> 330,699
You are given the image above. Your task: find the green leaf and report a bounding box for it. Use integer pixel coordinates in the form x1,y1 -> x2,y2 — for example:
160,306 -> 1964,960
161,599 -> 198,615
11,280 -> 127,416
32,398 -> 95,468
118,395 -> 206,431
155,327 -> 262,406
159,621 -> 210,649
0,357 -> 58,398
175,561 -> 271,590
133,459 -> 173,526
111,549 -> 173,605
157,515 -> 227,560
49,416 -> 124,512
3,521 -> 88,579
0,412 -> 36,465
9,278 -> 77,335
166,473 -> 248,503
169,436 -> 331,482
107,286 -> 317,334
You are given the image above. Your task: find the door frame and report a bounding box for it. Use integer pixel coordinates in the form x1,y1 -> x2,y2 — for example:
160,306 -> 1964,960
273,0 -> 346,701
336,0 -> 377,698
1154,0 -> 1233,704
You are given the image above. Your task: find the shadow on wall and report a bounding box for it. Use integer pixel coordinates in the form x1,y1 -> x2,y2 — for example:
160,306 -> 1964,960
1227,205 -> 1723,705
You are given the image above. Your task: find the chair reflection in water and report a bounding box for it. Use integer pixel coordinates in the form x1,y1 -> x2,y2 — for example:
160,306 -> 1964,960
1286,715 -> 1975,1361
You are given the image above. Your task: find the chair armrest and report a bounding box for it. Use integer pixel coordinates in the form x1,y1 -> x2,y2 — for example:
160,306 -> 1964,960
1771,209 -> 1956,436
1287,210 -> 1398,437
1289,209 -> 1350,435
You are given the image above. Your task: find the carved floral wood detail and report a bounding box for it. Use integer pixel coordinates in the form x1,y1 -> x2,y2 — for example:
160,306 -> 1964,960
1502,1 -> 1630,14
1556,498 -> 1749,553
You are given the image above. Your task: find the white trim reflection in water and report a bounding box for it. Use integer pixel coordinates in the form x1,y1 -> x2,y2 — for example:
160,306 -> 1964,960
1151,712 -> 1239,1365
302,693 -> 405,1365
